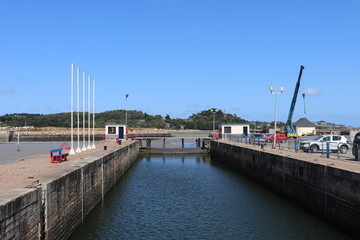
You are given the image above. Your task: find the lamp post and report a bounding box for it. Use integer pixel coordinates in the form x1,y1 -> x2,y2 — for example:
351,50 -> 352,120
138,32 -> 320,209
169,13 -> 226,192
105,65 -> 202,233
269,86 -> 284,148
125,94 -> 129,124
210,108 -> 218,132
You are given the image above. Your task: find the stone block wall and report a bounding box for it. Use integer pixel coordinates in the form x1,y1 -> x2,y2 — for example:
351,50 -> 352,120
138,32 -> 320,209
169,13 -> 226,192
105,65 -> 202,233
211,141 -> 360,237
44,142 -> 139,239
0,142 -> 139,240
0,188 -> 41,240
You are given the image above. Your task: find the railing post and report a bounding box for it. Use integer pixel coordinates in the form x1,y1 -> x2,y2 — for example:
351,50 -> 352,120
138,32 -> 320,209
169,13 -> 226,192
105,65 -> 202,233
326,142 -> 330,158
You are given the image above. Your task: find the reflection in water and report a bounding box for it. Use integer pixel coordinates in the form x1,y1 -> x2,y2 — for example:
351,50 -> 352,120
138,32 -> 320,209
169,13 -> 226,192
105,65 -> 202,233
70,155 -> 354,240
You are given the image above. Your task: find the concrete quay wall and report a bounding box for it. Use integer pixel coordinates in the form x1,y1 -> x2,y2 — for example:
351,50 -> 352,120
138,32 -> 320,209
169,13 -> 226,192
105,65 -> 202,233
0,188 -> 42,240
210,140 -> 360,237
0,142 -> 139,240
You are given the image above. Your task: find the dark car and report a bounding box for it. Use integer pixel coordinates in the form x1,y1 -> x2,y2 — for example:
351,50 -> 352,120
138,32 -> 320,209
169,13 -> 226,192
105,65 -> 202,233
352,132 -> 360,159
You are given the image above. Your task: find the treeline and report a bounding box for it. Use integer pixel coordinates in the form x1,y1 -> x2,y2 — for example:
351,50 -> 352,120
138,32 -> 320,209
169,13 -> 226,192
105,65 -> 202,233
0,109 -> 248,130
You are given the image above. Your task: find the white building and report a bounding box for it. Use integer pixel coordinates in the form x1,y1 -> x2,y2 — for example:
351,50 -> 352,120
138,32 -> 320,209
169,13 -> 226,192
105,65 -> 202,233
219,123 -> 250,136
105,123 -> 128,140
293,118 -> 316,136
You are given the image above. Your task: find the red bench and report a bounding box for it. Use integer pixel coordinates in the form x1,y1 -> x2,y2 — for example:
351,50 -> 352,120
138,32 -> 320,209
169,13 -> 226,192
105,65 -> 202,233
50,148 -> 69,163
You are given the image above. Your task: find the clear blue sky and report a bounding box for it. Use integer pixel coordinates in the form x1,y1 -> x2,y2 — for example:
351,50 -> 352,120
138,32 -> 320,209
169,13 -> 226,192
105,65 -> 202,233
1,0 -> 359,127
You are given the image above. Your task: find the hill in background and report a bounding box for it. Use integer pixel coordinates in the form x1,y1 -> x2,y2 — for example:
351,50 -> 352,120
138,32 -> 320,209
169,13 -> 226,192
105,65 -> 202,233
0,109 -> 248,131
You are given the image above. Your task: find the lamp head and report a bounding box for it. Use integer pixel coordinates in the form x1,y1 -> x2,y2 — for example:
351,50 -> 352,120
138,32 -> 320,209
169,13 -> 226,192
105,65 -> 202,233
269,86 -> 274,93
280,86 -> 284,93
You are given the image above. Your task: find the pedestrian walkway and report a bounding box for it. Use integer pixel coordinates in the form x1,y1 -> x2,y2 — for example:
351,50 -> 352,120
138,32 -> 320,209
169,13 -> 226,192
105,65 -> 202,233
0,141 -> 132,194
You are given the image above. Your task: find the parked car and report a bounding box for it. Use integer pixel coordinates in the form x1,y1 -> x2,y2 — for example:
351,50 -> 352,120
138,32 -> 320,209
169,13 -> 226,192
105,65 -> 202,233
300,135 -> 350,153
352,132 -> 360,159
249,133 -> 266,145
266,134 -> 287,143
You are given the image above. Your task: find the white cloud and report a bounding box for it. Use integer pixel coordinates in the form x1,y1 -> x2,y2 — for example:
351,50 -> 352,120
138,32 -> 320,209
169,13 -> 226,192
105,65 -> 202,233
302,88 -> 321,96
0,87 -> 15,95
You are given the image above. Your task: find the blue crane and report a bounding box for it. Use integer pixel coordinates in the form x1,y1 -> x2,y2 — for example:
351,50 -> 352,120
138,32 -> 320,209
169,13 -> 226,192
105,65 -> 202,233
284,65 -> 305,138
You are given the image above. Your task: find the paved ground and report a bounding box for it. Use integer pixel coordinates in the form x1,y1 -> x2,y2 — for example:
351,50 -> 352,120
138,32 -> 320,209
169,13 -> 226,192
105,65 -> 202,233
0,141 -> 132,194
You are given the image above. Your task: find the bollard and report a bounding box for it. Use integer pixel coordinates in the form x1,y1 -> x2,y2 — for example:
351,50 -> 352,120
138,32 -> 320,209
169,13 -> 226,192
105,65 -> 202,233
326,142 -> 330,158
182,138 -> 184,148
294,139 -> 298,153
104,146 -> 107,150
196,139 -> 200,148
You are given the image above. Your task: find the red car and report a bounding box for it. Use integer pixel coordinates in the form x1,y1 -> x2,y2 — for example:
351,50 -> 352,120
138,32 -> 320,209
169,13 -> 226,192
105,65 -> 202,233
266,134 -> 287,143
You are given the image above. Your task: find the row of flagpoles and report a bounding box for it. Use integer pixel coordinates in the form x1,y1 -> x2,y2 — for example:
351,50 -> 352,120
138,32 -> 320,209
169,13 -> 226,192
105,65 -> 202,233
69,63 -> 96,155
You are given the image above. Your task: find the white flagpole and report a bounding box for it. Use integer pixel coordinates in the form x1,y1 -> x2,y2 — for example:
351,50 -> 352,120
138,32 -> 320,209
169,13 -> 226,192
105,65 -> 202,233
92,79 -> 96,149
69,64 -> 75,155
76,68 -> 82,153
87,75 -> 92,150
82,72 -> 87,151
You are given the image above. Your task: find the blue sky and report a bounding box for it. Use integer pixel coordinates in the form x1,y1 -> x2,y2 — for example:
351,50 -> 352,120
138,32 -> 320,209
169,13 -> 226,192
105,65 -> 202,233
0,0 -> 359,127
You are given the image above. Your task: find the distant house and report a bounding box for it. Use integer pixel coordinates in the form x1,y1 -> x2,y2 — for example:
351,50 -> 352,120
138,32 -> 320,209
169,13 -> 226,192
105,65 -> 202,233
219,123 -> 250,136
293,118 -> 316,136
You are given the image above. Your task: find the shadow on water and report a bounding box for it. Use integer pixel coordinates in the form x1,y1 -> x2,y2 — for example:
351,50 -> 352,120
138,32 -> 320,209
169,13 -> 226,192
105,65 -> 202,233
69,154 -> 355,240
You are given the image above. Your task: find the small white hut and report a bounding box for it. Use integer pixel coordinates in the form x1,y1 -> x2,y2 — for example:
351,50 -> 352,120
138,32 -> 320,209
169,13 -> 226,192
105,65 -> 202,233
105,123 -> 128,140
293,118 -> 316,136
219,123 -> 250,136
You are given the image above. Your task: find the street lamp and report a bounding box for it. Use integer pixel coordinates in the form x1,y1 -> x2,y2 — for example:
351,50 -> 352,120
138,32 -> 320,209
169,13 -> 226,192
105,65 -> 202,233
210,108 -> 218,132
125,93 -> 129,124
269,86 -> 284,148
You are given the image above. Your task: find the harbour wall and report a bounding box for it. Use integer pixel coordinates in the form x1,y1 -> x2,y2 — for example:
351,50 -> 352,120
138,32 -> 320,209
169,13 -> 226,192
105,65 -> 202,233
210,140 -> 360,238
0,141 -> 139,240
0,131 -> 14,142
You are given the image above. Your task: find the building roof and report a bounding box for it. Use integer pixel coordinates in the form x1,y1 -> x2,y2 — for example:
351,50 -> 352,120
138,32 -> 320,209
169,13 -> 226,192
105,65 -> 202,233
293,118 -> 315,128
220,123 -> 250,126
105,123 -> 128,125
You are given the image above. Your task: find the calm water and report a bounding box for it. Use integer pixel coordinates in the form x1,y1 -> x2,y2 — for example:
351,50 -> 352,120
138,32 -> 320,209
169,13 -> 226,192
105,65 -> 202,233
69,155 -> 354,240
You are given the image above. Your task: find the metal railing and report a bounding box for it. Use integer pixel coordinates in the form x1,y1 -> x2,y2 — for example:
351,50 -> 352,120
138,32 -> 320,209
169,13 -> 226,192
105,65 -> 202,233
221,134 -> 358,161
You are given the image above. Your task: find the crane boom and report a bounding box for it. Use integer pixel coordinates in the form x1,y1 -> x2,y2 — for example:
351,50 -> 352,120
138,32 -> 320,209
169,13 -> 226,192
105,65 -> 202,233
285,65 -> 305,138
